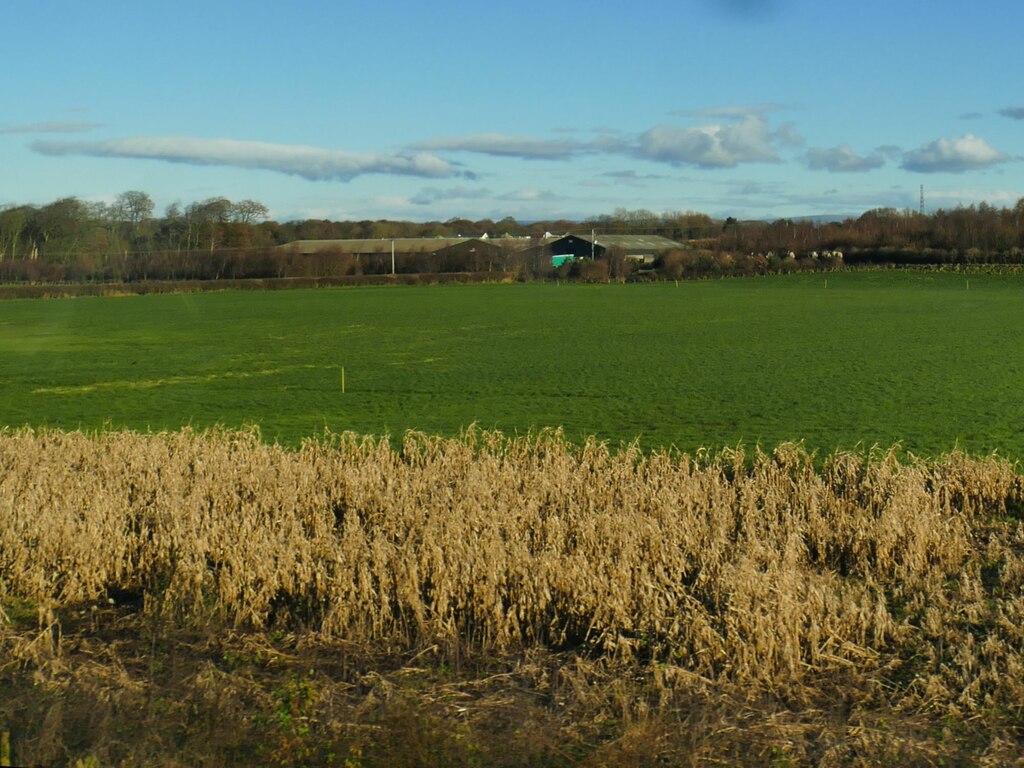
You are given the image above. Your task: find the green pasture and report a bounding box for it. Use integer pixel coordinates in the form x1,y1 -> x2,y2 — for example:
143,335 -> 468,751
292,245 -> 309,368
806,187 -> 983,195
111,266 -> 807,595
2,271 -> 1023,458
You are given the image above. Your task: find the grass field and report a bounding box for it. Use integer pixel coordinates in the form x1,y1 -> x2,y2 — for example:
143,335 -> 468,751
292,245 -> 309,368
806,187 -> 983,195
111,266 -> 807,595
2,270 -> 1023,457
5,270 -> 1024,766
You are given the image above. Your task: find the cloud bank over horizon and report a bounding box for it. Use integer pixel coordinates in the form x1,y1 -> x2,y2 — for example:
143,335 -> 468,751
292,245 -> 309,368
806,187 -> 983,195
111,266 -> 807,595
14,110 -> 1021,221
412,134 -> 589,160
31,136 -> 461,182
414,112 -> 801,170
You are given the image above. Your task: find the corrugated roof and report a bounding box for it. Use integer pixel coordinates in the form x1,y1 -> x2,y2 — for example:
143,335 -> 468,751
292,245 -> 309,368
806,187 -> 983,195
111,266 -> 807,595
572,234 -> 684,250
280,238 -> 477,254
279,237 -> 531,254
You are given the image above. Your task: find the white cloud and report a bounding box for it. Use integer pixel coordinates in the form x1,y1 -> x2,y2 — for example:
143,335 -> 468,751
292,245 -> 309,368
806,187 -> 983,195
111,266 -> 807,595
495,188 -> 563,202
807,144 -> 885,172
410,109 -> 798,171
0,120 -> 101,134
31,135 -> 460,181
412,133 -> 584,160
771,121 -> 805,148
900,133 -> 1009,173
636,115 -> 782,168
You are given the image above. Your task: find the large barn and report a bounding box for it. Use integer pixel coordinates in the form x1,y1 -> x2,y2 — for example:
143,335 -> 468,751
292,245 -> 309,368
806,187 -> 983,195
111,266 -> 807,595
279,237 -> 499,258
278,236 -> 527,272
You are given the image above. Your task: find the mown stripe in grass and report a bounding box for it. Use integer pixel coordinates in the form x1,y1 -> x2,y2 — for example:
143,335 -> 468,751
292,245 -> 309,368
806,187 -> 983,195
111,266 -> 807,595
32,365 -> 334,395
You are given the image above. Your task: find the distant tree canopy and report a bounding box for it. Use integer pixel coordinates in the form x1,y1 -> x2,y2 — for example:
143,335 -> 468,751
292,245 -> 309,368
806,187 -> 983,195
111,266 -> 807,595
1,193 -> 1023,284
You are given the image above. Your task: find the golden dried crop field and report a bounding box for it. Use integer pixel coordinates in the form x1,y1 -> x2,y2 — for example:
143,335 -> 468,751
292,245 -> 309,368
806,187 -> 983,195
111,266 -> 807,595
2,426 -> 1024,764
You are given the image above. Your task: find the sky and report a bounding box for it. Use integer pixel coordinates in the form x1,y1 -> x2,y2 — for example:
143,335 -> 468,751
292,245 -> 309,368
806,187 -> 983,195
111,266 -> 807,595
3,0 -> 1023,224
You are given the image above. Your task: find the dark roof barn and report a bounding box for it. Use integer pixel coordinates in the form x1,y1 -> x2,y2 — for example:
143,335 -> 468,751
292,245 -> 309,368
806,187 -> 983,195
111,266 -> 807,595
546,234 -> 684,261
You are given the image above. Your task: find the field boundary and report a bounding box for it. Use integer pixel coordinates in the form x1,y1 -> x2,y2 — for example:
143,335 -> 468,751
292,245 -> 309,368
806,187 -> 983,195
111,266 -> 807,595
0,271 -> 518,300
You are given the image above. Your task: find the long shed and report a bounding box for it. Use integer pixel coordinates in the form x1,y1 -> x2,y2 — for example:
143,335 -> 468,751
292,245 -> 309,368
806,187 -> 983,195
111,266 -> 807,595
278,236 -> 528,272
280,237 -> 492,257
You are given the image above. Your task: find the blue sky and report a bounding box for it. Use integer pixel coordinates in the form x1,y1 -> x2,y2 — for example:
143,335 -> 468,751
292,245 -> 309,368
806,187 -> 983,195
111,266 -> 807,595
3,0 -> 1022,223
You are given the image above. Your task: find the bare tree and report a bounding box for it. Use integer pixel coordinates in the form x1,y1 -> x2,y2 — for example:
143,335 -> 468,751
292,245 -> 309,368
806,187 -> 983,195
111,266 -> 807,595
114,190 -> 154,233
0,206 -> 28,260
231,199 -> 270,224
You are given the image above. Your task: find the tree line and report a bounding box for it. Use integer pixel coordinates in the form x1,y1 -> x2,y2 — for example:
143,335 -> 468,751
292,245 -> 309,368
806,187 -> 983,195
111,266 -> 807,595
589,203 -> 1024,264
2,192 -> 1024,284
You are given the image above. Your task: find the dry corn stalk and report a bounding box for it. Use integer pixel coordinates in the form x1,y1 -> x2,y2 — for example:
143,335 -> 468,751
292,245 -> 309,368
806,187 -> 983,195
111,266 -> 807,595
1,426 -> 1023,715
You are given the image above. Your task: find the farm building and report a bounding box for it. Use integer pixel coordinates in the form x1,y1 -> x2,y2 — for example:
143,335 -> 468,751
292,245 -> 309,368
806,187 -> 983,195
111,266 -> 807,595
278,236 -> 528,272
545,234 -> 684,266
279,237 -> 497,258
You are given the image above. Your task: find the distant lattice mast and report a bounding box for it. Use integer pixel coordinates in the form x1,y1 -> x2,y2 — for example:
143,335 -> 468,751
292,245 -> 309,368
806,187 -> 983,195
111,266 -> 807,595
920,184 -> 925,215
